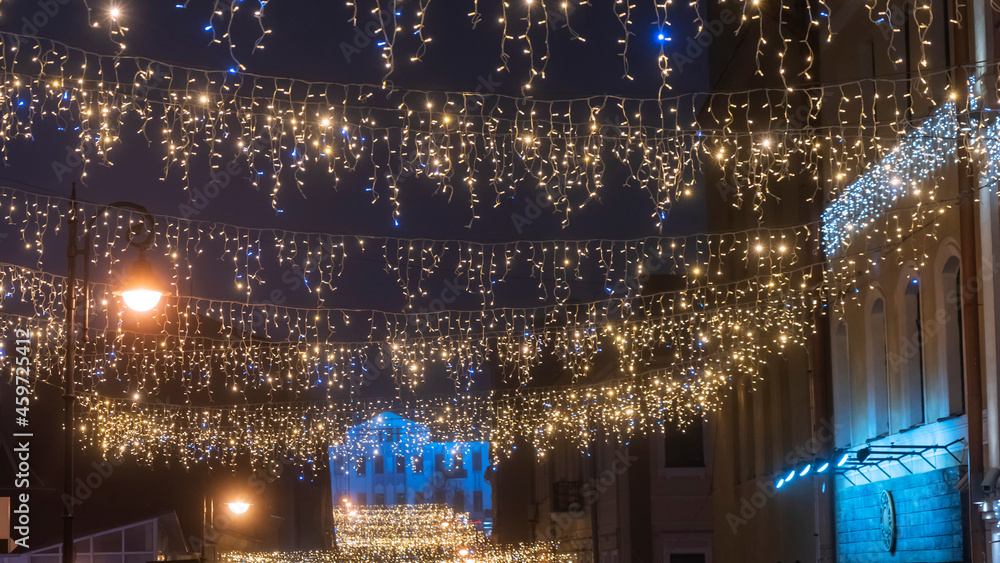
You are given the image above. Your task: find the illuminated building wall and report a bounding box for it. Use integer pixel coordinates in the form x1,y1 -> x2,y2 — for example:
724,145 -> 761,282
818,1 -> 971,561
328,412 -> 493,527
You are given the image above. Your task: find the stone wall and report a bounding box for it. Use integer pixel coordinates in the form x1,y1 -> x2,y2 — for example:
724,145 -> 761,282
835,466 -> 963,562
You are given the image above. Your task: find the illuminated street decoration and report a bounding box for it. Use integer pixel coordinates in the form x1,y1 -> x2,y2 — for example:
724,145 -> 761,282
76,365 -> 735,468
0,32 -> 963,225
821,104 -> 958,255
0,257 -> 821,394
0,185 -> 815,305
0,0 -> 981,478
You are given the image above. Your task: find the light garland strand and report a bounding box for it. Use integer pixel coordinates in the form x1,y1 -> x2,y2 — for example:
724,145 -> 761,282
0,32 -> 970,225
77,362 -> 737,469
0,183 -> 817,307
224,503 -> 573,561
0,258 -> 822,394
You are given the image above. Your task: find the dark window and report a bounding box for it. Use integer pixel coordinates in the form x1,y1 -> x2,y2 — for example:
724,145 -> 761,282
669,555 -> 706,563
396,456 -> 405,473
415,454 -> 425,473
375,493 -> 385,505
664,422 -> 706,468
434,490 -> 446,504
396,492 -> 406,505
453,455 -> 464,470
435,453 -> 445,472
333,457 -> 344,475
357,493 -> 367,506
415,491 -> 425,504
943,257 -> 965,415
357,456 -> 366,476
552,481 -> 583,512
452,490 -> 465,512
473,490 -> 483,512
374,455 -> 384,474
472,452 -> 482,472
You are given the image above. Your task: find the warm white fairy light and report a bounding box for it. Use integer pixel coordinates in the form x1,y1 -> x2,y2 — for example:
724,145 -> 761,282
0,183 -> 815,305
75,362 -> 745,468
223,503 -> 573,562
0,256 -> 821,396
0,32 -> 969,225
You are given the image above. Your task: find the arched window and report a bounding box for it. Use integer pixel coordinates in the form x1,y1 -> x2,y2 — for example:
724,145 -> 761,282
901,277 -> 925,428
831,322 -> 853,447
942,256 -> 965,415
869,298 -> 890,437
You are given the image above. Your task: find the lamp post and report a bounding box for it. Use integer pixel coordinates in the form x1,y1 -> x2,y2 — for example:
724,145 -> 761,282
202,495 -> 251,563
62,185 -> 164,563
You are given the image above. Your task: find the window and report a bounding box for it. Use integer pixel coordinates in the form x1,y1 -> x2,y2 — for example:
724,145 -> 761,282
663,422 -> 705,468
552,481 -> 583,512
374,455 -> 384,474
357,456 -> 366,476
669,555 -> 706,563
472,452 -> 482,472
473,490 -> 483,512
415,491 -> 425,504
93,531 -> 121,553
869,298 -> 890,437
415,454 -> 424,473
452,490 -> 465,512
901,277 -> 925,428
435,490 -> 446,504
435,453 -> 445,472
396,455 -> 405,473
375,493 -> 385,505
832,322 -> 852,447
333,457 -> 344,475
357,493 -> 367,506
453,454 -> 464,470
396,492 -> 406,505
942,257 -> 965,416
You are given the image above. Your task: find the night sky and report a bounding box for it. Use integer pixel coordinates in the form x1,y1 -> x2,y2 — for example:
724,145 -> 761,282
0,0 -> 714,549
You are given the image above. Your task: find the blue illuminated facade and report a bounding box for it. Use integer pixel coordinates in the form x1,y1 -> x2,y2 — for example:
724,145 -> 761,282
329,412 -> 493,526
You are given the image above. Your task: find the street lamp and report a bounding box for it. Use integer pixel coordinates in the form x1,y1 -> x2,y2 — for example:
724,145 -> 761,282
115,252 -> 165,312
202,495 -> 251,563
62,186 -> 162,563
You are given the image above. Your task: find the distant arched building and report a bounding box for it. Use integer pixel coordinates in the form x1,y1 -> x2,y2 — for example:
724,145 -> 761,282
328,412 -> 493,530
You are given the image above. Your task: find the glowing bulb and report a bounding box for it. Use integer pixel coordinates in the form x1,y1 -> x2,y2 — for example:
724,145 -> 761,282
227,501 -> 250,515
121,290 -> 162,312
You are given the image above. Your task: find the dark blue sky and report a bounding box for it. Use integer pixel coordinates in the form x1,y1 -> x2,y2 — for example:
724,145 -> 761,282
0,0 -> 713,547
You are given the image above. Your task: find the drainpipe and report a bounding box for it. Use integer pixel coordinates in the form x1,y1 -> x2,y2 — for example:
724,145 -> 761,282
954,2 -> 987,560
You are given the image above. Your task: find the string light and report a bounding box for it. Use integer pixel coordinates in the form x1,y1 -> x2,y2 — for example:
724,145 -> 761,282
0,258 -> 821,396
0,32 -> 969,225
222,505 -> 574,560
76,363 -> 745,469
0,185 -> 815,306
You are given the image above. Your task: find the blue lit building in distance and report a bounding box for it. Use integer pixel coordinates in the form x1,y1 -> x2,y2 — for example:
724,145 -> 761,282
329,412 -> 493,528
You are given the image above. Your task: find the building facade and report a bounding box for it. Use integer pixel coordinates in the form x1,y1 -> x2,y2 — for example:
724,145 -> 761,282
818,1 -> 979,561
328,412 -> 493,526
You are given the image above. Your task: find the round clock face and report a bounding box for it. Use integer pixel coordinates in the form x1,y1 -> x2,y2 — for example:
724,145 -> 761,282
879,489 -> 896,552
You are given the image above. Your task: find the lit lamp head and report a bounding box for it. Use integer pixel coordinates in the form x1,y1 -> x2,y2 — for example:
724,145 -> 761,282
227,501 -> 250,515
115,252 -> 164,312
